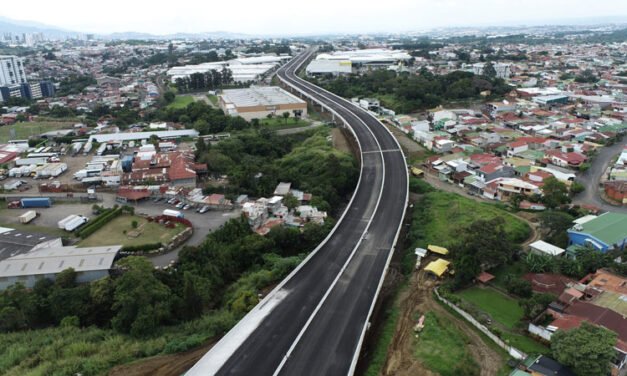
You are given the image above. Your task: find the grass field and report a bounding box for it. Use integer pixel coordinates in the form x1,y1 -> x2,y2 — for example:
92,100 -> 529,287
207,94 -> 218,106
414,312 -> 480,376
456,287 -> 523,329
0,121 -> 76,143
409,191 -> 530,250
455,286 -> 550,355
77,215 -> 185,247
166,95 -> 195,110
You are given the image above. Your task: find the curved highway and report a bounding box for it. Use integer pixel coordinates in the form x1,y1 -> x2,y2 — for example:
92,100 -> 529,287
186,48 -> 408,376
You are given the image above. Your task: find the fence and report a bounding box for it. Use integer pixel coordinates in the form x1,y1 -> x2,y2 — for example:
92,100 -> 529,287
434,287 -> 527,360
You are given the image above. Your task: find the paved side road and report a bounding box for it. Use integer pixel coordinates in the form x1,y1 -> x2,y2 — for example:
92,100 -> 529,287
574,137 -> 627,213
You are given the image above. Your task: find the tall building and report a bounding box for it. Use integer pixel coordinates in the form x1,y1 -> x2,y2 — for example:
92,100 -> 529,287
39,80 -> 55,97
0,55 -> 27,86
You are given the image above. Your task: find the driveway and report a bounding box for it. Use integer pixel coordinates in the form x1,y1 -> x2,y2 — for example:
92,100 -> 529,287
573,137 -> 627,213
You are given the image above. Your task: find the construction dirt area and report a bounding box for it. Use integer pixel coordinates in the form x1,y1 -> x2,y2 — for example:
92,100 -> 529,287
381,265 -> 505,376
108,340 -> 216,376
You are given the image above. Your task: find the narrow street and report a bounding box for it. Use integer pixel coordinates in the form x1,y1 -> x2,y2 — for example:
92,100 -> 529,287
573,137 -> 627,213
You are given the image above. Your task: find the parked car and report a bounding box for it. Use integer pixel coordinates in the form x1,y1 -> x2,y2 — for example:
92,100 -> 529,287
175,202 -> 185,209
198,205 -> 209,214
183,204 -> 191,210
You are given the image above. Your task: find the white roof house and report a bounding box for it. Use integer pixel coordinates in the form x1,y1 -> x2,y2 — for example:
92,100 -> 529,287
529,240 -> 565,257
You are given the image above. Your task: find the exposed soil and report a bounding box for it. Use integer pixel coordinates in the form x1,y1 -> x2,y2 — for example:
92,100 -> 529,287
332,127 -> 352,154
108,339 -> 217,376
382,266 -> 504,376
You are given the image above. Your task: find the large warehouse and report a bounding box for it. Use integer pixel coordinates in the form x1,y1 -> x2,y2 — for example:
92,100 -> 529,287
219,86 -> 307,121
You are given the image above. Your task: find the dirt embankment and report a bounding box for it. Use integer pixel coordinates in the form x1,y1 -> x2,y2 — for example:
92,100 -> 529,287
108,340 -> 216,376
382,267 -> 504,376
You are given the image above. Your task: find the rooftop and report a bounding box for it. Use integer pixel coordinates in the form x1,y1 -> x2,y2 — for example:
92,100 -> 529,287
0,245 -> 121,278
0,230 -> 60,262
220,86 -> 305,108
571,212 -> 627,247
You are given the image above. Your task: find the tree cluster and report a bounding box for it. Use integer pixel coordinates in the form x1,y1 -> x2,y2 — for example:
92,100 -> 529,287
450,217 -> 519,289
175,69 -> 233,93
311,69 -> 512,113
56,74 -> 97,97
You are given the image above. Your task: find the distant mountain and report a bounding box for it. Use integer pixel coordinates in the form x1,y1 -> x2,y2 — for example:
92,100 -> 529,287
0,16 -> 79,38
106,31 -> 253,40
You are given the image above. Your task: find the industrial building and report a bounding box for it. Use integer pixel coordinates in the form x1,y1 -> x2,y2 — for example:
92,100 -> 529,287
314,49 -> 412,67
87,129 -> 199,143
219,86 -> 307,121
0,228 -> 61,262
0,245 -> 121,290
305,60 -> 352,76
167,55 -> 290,84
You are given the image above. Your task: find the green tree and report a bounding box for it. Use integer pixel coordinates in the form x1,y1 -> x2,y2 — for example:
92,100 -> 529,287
539,210 -> 574,248
519,293 -> 554,319
541,177 -> 571,209
163,91 -> 175,104
282,111 -> 290,125
283,193 -> 299,212
111,257 -> 173,337
483,61 -> 497,79
55,268 -> 77,289
552,322 -> 617,376
451,217 -> 516,288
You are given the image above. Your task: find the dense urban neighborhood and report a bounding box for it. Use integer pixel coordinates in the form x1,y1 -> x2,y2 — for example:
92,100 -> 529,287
0,8 -> 626,376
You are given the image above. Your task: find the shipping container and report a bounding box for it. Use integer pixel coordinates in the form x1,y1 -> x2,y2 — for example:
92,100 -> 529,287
58,214 -> 79,229
20,197 -> 52,208
19,210 -> 37,224
64,216 -> 88,232
163,209 -> 183,218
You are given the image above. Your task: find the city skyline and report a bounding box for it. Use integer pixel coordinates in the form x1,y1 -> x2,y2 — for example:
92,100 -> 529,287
1,0 -> 627,36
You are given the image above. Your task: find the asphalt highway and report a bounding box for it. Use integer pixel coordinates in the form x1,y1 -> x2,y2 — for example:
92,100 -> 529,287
186,48 -> 408,376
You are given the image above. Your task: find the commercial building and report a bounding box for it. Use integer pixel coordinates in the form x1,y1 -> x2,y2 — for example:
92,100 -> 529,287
219,86 -> 307,121
0,245 -> 121,290
0,55 -> 27,86
567,212 -> 627,252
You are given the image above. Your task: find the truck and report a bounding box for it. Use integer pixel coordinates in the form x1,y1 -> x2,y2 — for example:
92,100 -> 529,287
163,209 -> 184,218
64,215 -> 88,232
58,214 -> 79,229
19,197 -> 52,208
19,210 -> 37,224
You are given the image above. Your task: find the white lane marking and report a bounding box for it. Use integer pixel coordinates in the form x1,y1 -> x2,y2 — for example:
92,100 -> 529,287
272,61 -> 388,376
187,48 -> 370,376
185,289 -> 290,376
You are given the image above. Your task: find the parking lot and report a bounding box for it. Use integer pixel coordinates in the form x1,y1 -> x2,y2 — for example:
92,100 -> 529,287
0,193 -> 241,267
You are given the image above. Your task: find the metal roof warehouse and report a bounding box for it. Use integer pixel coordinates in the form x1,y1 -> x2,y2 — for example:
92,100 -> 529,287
0,245 -> 122,290
88,130 -> 199,143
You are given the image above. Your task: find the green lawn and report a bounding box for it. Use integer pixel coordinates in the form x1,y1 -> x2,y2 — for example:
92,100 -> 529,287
409,191 -> 530,250
414,312 -> 481,376
0,121 -> 76,143
455,286 -> 550,355
207,94 -> 218,106
166,95 -> 195,109
456,287 -> 523,329
77,215 -> 185,248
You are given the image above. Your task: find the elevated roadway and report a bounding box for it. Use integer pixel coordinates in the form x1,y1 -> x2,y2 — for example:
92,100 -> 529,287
186,48 -> 408,376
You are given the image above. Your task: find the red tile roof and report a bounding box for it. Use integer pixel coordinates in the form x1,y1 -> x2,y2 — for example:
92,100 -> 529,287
523,273 -> 576,295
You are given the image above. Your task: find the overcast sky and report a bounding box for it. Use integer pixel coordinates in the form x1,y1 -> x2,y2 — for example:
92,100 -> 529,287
3,0 -> 627,35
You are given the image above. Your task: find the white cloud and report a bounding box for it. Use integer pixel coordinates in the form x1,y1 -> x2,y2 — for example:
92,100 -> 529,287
2,0 -> 627,35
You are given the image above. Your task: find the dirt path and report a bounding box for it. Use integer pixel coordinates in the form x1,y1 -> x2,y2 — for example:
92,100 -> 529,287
382,267 -> 504,376
108,339 -> 216,376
